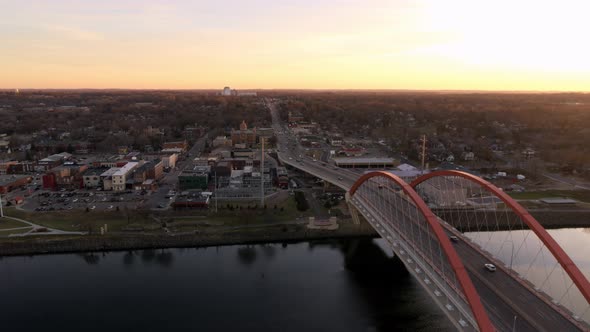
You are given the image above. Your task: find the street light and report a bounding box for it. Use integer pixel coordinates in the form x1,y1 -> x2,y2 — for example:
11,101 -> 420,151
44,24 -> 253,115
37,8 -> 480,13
513,315 -> 517,332
502,240 -> 515,271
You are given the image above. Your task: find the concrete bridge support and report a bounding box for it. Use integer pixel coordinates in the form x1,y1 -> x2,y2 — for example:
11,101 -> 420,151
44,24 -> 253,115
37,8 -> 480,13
345,192 -> 361,225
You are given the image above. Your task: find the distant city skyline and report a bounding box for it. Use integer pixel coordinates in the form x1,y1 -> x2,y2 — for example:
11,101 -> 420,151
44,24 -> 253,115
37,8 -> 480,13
1,0 -> 589,91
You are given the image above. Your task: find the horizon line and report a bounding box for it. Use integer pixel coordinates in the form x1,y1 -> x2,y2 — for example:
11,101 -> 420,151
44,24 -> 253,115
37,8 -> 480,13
2,88 -> 589,94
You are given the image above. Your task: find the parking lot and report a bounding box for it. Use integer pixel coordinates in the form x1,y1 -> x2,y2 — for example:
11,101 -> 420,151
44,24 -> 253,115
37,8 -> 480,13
21,189 -> 149,212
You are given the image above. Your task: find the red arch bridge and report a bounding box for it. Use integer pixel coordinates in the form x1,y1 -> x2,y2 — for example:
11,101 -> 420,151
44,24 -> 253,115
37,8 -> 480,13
341,170 -> 590,331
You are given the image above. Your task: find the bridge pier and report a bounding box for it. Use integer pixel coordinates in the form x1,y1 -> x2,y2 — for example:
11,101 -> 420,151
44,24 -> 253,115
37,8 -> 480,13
345,192 -> 361,225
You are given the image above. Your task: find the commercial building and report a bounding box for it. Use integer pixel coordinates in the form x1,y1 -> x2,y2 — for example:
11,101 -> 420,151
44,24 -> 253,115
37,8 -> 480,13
173,191 -> 210,209
179,166 -> 210,190
0,160 -> 19,175
42,163 -> 88,190
162,141 -> 188,153
100,168 -> 119,191
0,175 -> 31,194
212,136 -> 232,147
111,162 -> 139,191
37,152 -> 72,170
82,167 -> 110,188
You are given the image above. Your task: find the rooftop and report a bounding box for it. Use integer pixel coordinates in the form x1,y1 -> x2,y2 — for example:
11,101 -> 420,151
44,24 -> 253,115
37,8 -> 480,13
0,174 -> 29,186
113,162 -> 138,176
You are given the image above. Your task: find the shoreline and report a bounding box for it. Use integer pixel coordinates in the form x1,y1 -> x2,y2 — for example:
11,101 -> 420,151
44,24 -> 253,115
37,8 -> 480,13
1,208 -> 589,258
0,224 -> 379,257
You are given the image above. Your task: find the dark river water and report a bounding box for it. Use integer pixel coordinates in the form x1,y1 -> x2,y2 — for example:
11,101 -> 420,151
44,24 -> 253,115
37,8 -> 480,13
0,238 -> 453,332
4,228 -> 589,331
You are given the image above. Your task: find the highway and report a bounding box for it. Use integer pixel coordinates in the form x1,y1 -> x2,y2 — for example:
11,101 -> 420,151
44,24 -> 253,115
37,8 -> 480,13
266,99 -> 584,331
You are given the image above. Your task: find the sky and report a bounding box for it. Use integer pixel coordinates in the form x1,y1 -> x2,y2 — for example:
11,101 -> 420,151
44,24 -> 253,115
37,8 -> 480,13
1,0 -> 589,91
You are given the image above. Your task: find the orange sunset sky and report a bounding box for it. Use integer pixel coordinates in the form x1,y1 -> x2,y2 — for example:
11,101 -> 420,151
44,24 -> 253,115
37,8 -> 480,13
1,0 -> 589,91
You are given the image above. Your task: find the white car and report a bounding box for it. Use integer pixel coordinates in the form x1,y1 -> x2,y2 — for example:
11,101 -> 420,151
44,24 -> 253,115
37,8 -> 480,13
484,263 -> 496,272
90,206 -> 96,210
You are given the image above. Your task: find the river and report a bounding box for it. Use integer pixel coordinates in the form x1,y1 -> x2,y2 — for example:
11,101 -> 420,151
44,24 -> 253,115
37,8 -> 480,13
2,228 -> 590,331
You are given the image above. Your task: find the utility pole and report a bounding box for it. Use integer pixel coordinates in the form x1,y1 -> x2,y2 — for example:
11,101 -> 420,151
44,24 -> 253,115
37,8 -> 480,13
214,171 -> 218,212
261,138 -> 265,206
420,134 -> 427,174
0,193 -> 3,218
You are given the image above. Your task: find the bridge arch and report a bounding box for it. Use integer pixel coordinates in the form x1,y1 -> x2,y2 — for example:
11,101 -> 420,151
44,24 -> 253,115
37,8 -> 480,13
350,171 -> 494,331
411,170 -> 590,314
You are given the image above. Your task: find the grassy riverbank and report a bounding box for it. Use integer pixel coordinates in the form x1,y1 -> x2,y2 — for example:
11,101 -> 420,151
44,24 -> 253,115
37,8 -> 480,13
0,221 -> 377,257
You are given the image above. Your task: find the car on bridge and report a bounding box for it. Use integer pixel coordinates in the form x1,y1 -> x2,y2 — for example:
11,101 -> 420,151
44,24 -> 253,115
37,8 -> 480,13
484,263 -> 496,272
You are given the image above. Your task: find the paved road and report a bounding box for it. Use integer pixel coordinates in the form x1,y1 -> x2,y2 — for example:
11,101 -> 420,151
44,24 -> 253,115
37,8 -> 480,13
266,98 -> 585,331
144,132 -> 211,210
542,173 -> 590,190
1,215 -> 86,237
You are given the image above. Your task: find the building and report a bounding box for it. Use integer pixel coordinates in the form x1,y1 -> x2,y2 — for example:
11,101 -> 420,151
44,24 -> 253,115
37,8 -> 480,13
0,175 -> 31,194
111,162 -> 138,191
329,135 -> 343,147
100,167 -> 119,191
212,136 -> 232,148
232,148 -> 255,159
82,167 -> 109,188
42,163 -> 88,190
230,120 -> 257,147
144,153 -> 178,169
0,160 -> 19,175
146,159 -> 164,180
7,161 -> 35,174
179,165 -> 210,190
522,147 -> 536,159
385,163 -> 426,182
222,86 -> 232,96
462,151 -> 475,161
162,141 -> 188,153
338,146 -> 365,157
288,112 -> 304,123
173,191 -> 210,209
37,152 -> 72,171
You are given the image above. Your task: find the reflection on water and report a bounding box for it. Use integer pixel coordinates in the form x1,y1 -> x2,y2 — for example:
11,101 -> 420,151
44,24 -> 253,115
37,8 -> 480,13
0,239 -> 452,332
466,228 -> 590,321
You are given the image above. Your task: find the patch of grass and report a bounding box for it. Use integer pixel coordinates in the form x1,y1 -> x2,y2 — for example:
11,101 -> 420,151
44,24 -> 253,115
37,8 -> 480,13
0,217 -> 30,230
509,190 -> 590,203
4,207 -> 156,232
